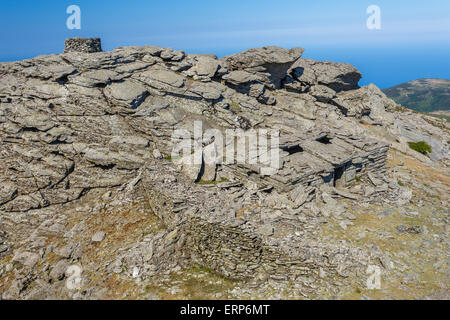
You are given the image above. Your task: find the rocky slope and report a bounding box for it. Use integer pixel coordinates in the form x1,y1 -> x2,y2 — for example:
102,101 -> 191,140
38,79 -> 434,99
0,39 -> 448,300
383,78 -> 450,113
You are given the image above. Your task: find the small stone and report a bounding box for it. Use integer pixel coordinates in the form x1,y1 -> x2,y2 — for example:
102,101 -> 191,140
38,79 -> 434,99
64,37 -> 102,53
0,245 -> 8,254
92,232 -> 106,243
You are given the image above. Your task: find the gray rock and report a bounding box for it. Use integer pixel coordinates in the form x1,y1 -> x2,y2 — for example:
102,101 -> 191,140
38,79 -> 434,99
257,224 -> 274,236
153,149 -> 163,159
202,142 -> 218,182
104,80 -> 148,109
222,70 -> 262,86
0,38 -> 447,300
109,135 -> 150,148
334,84 -> 396,119
396,225 -> 423,234
64,38 -> 102,53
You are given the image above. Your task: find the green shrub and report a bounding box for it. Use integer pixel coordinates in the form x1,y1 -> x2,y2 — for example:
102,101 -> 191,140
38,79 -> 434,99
408,141 -> 432,155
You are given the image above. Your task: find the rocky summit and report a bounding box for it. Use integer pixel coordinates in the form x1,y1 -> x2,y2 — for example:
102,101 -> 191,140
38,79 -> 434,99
0,38 -> 448,300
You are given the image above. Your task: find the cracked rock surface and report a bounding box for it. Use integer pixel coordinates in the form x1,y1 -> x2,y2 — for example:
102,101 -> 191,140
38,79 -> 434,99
0,40 -> 448,300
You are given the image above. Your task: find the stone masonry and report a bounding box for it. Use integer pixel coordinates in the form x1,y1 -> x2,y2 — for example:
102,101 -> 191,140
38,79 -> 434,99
4,38 -> 440,299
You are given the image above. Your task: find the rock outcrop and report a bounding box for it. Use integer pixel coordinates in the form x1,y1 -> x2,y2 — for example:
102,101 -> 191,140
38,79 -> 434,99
0,38 -> 448,300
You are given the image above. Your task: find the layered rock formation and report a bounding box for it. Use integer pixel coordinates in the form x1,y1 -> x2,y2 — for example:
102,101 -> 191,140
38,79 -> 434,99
0,39 -> 448,300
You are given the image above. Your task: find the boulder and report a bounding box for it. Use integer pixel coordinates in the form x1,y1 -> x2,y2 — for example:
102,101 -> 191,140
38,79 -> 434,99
222,46 -> 304,89
92,231 -> 107,243
64,38 -> 102,53
202,142 -> 218,182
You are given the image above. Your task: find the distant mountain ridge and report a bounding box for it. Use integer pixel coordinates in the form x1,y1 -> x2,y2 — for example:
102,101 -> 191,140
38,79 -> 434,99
383,78 -> 450,113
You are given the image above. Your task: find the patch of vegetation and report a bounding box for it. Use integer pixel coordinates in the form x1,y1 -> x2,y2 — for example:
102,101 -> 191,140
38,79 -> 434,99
407,141 -> 432,156
398,180 -> 405,187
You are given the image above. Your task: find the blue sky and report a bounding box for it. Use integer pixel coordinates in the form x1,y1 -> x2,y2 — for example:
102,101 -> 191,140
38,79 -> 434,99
0,0 -> 449,88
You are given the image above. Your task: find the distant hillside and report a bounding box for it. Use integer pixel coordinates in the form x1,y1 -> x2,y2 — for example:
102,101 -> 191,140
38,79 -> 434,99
383,78 -> 450,113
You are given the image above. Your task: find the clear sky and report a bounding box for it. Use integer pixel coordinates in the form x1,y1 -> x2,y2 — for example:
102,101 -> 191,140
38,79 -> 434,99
0,0 -> 449,88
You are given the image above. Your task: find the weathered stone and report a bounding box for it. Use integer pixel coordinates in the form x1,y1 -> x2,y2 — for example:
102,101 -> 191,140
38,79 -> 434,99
222,70 -> 262,86
191,56 -> 220,78
222,46 -> 304,89
49,260 -> 70,281
0,38 -> 447,300
139,69 -> 186,88
12,251 -> 40,269
202,142 -> 218,182
0,183 -> 18,205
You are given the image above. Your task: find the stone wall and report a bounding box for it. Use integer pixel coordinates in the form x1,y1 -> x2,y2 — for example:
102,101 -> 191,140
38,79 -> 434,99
64,37 -> 102,53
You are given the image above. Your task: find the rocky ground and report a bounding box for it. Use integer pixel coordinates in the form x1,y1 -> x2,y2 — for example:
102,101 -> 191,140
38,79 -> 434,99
0,39 -> 448,300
